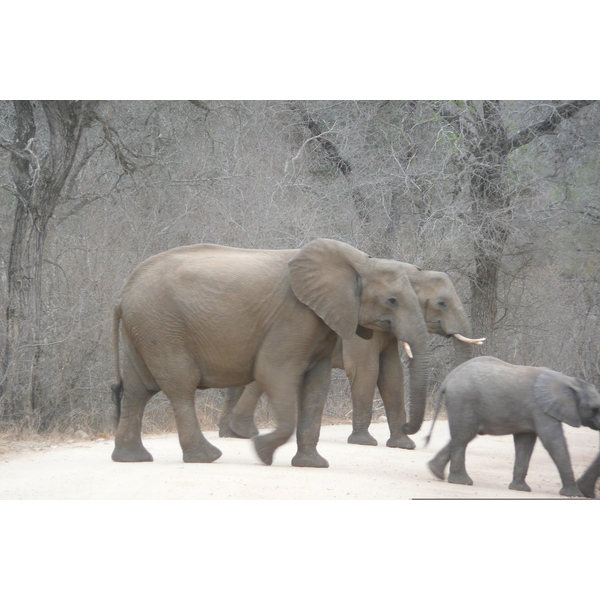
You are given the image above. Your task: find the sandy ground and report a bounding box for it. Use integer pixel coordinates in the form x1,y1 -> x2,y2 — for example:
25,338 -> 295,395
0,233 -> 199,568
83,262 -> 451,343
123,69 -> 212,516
1,420 -> 598,500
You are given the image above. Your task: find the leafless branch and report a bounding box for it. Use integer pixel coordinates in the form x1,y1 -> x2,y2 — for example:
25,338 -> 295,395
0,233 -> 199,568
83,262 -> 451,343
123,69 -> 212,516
508,101 -> 596,151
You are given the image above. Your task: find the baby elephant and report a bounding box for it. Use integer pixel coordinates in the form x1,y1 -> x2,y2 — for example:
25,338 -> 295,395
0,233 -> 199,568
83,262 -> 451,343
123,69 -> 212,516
427,356 -> 600,497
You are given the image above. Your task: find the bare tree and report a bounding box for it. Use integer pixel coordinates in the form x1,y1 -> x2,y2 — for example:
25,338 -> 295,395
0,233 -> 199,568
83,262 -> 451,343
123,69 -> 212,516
436,100 -> 595,349
0,99 -> 597,435
0,101 -> 98,427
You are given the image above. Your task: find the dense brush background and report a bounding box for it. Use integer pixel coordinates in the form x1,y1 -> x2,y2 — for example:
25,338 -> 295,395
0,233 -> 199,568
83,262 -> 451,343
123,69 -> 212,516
1,100 -> 598,437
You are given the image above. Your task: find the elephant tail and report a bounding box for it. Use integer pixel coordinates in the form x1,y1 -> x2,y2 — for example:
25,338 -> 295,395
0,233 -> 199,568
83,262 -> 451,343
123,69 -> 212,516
112,304 -> 124,426
423,383 -> 445,447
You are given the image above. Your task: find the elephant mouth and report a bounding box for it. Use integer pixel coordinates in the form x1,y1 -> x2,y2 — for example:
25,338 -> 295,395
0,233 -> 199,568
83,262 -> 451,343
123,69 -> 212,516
427,321 -> 447,336
430,321 -> 485,345
367,319 -> 414,358
370,319 -> 392,332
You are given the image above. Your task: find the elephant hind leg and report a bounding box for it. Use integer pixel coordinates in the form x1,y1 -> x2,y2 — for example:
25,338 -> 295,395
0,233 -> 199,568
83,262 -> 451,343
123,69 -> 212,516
112,363 -> 156,462
230,381 -> 262,438
160,381 -> 222,463
253,410 -> 296,466
219,385 -> 261,439
444,414 -> 478,485
428,441 -> 451,480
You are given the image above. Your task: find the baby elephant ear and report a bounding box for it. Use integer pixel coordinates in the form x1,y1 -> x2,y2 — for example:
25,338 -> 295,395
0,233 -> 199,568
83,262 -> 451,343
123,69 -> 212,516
288,238 -> 368,340
534,370 -> 582,428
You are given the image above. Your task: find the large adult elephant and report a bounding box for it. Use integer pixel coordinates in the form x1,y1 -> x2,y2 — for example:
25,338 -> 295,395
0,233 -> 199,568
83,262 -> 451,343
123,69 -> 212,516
111,238 -> 429,468
219,262 -> 483,448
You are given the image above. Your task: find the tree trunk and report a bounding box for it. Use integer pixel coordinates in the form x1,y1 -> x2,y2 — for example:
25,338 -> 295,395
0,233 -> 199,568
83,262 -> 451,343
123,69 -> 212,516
1,101 -> 96,428
291,103 -> 370,221
440,101 -> 595,355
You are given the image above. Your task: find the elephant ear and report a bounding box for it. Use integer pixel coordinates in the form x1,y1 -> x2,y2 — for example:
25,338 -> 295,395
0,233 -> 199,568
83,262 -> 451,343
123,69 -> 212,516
534,370 -> 582,428
288,238 -> 368,340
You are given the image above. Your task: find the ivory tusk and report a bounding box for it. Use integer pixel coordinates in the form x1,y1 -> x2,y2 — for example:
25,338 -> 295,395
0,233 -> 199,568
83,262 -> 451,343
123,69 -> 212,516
402,341 -> 413,359
453,333 -> 486,345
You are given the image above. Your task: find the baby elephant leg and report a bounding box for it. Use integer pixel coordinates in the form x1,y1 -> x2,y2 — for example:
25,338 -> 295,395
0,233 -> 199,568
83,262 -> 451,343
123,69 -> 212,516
447,440 -> 474,485
428,441 -> 451,480
537,423 -> 584,497
509,432 -> 537,492
576,451 -> 600,499
444,421 -> 477,485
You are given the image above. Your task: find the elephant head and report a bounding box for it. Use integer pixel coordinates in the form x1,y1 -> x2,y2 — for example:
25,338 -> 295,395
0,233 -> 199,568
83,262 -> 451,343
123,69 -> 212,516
289,239 -> 429,435
534,370 -> 600,430
399,263 -> 484,367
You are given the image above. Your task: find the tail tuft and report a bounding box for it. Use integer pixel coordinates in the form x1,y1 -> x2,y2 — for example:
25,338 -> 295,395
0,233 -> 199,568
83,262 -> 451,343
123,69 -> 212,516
111,382 -> 123,427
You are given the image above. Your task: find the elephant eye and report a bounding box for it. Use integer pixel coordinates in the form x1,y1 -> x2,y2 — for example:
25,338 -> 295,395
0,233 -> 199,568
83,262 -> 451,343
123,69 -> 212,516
388,297 -> 398,306
437,301 -> 447,309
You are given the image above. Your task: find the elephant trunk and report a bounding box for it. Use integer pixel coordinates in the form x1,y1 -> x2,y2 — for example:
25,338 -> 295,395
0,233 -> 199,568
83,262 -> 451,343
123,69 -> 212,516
401,330 -> 429,436
452,335 -> 474,368
447,310 -> 482,367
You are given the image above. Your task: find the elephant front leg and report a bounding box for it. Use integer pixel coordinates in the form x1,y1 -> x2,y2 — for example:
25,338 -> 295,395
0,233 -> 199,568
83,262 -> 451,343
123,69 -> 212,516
377,342 -> 415,450
509,432 -> 537,492
576,451 -> 600,499
346,363 -> 379,447
536,420 -> 583,497
252,388 -> 297,466
292,359 -> 332,468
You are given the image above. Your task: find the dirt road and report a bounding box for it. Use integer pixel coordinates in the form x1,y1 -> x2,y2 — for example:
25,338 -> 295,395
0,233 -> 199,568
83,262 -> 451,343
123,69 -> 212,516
1,420 -> 598,500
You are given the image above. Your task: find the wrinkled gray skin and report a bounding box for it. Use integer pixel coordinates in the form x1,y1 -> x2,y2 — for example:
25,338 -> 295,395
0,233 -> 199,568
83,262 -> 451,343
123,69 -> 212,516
111,238 -> 429,468
576,433 -> 600,498
219,263 -> 477,449
427,356 -> 600,497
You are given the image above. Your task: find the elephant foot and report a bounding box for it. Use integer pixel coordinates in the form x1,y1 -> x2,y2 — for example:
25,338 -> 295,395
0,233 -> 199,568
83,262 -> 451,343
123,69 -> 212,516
508,480 -> 531,492
219,422 -> 245,438
575,475 -> 597,499
111,446 -> 154,462
447,471 -> 473,486
559,483 -> 585,498
230,415 -> 259,439
386,434 -> 416,450
427,458 -> 446,480
291,449 -> 329,468
253,434 -> 277,465
347,431 -> 378,446
112,443 -> 154,462
182,441 -> 222,463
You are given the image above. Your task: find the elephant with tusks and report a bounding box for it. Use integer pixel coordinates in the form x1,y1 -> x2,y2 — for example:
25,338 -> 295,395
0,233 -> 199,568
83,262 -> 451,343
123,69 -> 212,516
111,238 -> 430,468
219,262 -> 484,449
